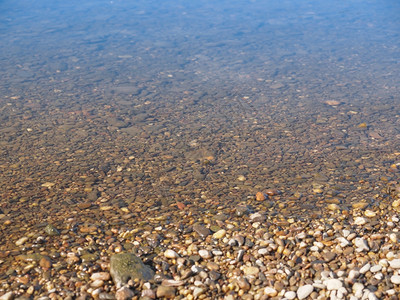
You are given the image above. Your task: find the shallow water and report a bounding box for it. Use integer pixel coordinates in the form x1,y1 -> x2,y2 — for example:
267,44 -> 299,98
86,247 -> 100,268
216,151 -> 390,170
0,0 -> 399,224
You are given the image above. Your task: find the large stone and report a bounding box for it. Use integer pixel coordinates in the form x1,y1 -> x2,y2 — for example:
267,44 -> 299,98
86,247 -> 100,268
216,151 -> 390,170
110,253 -> 154,288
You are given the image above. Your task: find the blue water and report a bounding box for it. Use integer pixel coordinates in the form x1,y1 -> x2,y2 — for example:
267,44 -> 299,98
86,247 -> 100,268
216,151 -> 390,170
0,0 -> 399,215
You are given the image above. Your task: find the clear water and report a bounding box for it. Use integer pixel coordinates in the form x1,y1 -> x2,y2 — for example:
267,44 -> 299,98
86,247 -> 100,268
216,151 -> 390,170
0,0 -> 399,218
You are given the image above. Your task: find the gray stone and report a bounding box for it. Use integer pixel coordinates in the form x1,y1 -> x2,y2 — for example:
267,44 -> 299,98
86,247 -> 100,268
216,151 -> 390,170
110,253 -> 154,288
44,224 -> 60,236
193,224 -> 211,239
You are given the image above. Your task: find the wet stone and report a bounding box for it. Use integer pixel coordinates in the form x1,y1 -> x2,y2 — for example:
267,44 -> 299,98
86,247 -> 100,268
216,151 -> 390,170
110,253 -> 154,288
156,286 -> 176,299
193,224 -> 211,239
44,224 -> 60,236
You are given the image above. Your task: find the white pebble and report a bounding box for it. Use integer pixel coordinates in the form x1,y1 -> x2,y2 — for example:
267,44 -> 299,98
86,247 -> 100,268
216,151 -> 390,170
284,291 -> 296,299
164,249 -> 179,259
198,249 -> 212,259
324,278 -> 343,290
354,237 -> 369,251
347,269 -> 360,280
297,284 -> 314,299
389,259 -> 400,269
359,263 -> 371,274
342,229 -> 351,237
390,275 -> 400,284
389,233 -> 398,243
370,265 -> 382,273
352,282 -> 364,295
264,287 -> 277,297
354,217 -> 366,225
337,237 -> 349,247
193,287 -> 205,298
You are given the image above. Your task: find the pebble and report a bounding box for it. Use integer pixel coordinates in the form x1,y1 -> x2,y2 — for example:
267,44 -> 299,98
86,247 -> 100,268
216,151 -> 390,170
359,263 -> 371,274
198,249 -> 212,259
115,286 -> 134,300
243,266 -> 259,276
264,287 -> 278,297
91,272 -> 111,281
156,286 -> 176,298
285,291 -> 297,299
15,236 -> 28,246
297,284 -> 314,299
390,275 -> 400,284
110,253 -> 154,288
193,287 -> 205,298
193,224 -> 211,239
0,292 -> 14,300
354,217 -> 367,225
354,237 -> 369,251
212,229 -> 226,239
324,279 -> 343,290
389,259 -> 400,269
164,249 -> 179,258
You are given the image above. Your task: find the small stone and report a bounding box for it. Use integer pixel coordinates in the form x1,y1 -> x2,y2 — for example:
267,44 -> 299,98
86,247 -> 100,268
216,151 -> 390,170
193,287 -> 205,298
324,279 -> 343,290
364,210 -> 376,217
156,286 -> 176,298
369,265 -> 382,273
115,286 -> 134,300
264,287 -> 277,297
389,259 -> 400,269
285,291 -> 296,299
238,175 -> 246,181
164,249 -> 179,259
44,224 -> 60,236
354,217 -> 366,225
213,229 -> 226,239
91,279 -> 104,288
15,236 -> 28,246
297,285 -> 314,299
141,289 -> 156,298
322,251 -> 336,262
354,237 -> 369,251
243,266 -> 259,276
390,275 -> 400,284
193,224 -> 211,239
325,100 -> 341,106
161,279 -> 185,287
359,263 -> 371,274
39,256 -> 52,270
198,250 -> 212,259
352,202 -> 369,209
352,282 -> 364,295
236,277 -> 250,291
91,272 -> 111,281
0,292 -> 14,300
327,203 -> 340,211
256,192 -> 267,201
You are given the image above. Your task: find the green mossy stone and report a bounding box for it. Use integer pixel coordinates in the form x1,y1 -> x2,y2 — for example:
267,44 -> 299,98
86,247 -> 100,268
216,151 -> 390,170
110,253 -> 154,287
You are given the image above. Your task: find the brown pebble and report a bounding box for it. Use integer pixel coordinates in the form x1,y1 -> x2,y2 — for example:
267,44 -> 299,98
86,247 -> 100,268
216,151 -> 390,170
115,286 -> 134,300
39,256 -> 52,270
156,286 -> 176,298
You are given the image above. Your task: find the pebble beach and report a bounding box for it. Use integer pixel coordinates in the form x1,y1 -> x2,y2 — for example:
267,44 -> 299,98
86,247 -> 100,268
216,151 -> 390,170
2,186 -> 400,300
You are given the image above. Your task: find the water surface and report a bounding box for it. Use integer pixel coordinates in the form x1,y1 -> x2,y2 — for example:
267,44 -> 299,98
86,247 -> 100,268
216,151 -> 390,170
0,0 -> 399,223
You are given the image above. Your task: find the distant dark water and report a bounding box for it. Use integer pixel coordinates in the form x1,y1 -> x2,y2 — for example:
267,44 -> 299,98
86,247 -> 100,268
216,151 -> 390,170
0,0 -> 399,219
